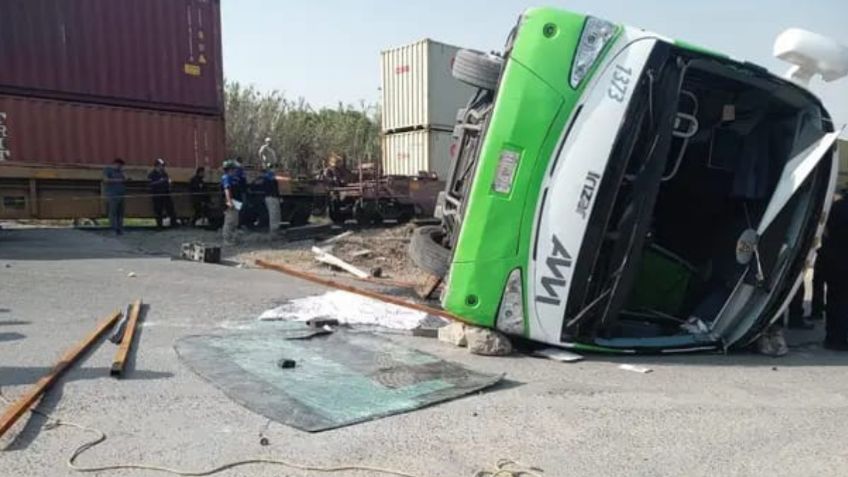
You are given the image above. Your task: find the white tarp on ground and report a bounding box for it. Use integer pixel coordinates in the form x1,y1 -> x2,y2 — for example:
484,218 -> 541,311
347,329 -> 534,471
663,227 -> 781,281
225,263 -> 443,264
258,290 -> 449,330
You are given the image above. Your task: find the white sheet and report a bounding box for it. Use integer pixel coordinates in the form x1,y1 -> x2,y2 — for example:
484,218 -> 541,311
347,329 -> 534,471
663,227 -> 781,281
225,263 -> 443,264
258,290 -> 449,331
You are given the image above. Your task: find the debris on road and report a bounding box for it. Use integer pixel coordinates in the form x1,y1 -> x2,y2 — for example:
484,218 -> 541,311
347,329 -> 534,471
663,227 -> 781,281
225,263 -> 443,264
176,325 -> 503,432
306,317 -> 340,329
260,290 -> 448,331
319,230 -> 354,246
411,327 -> 440,338
277,358 -> 297,369
312,246 -> 370,279
281,223 -> 333,242
111,299 -> 143,378
257,259 -> 460,324
180,242 -> 221,264
0,309 -> 122,438
351,249 -> 372,258
108,304 -> 132,344
619,364 -> 653,374
466,327 -> 513,356
533,348 -> 585,363
415,273 -> 442,299
102,223 -> 427,285
474,459 -> 544,477
438,322 -> 468,347
438,322 -> 513,356
282,327 -> 335,340
127,272 -> 137,278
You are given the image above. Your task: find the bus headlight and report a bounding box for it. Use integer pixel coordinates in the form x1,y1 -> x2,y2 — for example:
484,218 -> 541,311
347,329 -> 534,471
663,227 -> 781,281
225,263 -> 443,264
570,17 -> 616,88
496,268 -> 525,335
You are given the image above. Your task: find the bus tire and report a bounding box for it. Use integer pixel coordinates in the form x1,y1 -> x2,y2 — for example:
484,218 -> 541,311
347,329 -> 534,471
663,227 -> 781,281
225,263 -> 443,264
408,225 -> 451,277
452,49 -> 503,91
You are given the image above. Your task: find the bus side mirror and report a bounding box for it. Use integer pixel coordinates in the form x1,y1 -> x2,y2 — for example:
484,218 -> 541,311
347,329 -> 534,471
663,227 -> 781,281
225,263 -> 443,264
774,28 -> 848,86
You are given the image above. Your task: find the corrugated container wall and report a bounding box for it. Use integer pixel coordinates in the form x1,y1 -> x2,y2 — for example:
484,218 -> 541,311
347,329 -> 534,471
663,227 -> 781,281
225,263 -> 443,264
381,39 -> 476,132
382,130 -> 454,179
0,94 -> 225,171
0,0 -> 223,115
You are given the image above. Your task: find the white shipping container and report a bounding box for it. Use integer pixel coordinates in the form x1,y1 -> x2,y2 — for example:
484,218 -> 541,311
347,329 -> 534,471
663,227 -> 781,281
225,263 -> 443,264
382,129 -> 455,179
381,39 -> 476,133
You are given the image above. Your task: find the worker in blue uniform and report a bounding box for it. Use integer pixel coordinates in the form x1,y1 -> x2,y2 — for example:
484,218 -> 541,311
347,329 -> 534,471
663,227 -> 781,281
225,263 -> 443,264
220,161 -> 239,245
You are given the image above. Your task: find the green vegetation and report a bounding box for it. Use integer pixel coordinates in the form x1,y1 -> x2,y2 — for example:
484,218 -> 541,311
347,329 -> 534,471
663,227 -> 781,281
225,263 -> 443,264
224,81 -> 381,174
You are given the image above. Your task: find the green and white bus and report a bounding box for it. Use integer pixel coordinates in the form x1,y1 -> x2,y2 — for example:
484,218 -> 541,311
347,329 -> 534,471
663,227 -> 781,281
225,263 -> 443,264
410,7 -> 847,353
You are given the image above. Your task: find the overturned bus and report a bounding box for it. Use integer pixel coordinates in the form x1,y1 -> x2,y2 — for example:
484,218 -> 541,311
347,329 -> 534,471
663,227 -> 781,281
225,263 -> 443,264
409,7 -> 848,353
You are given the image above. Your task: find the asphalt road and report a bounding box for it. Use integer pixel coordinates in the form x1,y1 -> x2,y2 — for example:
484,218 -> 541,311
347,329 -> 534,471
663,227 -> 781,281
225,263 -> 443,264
2,226 -> 848,477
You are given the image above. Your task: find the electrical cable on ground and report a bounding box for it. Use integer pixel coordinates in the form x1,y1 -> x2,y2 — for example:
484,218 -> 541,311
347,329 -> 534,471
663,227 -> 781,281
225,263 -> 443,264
1,390 -> 541,477
472,459 -> 544,477
0,390 -> 417,477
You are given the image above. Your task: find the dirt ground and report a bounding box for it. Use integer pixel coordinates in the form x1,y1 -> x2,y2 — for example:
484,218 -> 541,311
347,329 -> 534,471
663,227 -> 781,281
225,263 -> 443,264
93,222 -> 431,286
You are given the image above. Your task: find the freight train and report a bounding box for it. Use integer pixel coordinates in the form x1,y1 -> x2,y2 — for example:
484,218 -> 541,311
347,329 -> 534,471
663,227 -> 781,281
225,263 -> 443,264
0,0 -> 225,221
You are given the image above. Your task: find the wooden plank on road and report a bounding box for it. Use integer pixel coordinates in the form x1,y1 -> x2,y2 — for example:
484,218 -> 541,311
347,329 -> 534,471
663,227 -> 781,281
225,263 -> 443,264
0,310 -> 122,438
110,299 -> 142,378
311,246 -> 370,279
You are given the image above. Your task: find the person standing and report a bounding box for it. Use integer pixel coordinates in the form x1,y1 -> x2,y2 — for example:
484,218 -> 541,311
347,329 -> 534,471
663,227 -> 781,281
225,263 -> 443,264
320,153 -> 347,187
148,158 -> 177,229
788,281 -> 815,329
233,157 -> 249,228
258,137 -> 279,169
189,167 -> 209,227
234,157 -> 247,189
810,252 -> 827,321
787,250 -> 828,328
258,162 -> 281,238
102,158 -> 127,235
820,194 -> 848,351
221,162 -> 239,245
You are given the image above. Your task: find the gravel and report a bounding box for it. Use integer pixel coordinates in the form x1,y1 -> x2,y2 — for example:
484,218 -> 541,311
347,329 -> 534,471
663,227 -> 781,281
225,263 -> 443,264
95,223 -> 429,285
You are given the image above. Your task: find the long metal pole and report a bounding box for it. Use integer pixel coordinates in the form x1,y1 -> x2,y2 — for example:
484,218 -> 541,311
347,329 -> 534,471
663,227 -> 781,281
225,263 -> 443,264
0,310 -> 122,438
255,259 -> 469,324
110,299 -> 142,378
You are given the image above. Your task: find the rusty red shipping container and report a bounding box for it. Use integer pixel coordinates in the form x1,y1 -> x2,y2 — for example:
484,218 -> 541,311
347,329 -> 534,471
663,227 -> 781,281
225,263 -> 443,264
0,94 -> 225,172
0,0 -> 223,115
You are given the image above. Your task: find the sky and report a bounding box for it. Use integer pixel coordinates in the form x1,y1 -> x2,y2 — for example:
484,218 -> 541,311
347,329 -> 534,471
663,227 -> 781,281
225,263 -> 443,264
221,0 -> 848,126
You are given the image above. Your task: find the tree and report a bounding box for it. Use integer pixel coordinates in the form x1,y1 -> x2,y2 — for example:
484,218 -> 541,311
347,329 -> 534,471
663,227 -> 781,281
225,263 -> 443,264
224,81 -> 380,176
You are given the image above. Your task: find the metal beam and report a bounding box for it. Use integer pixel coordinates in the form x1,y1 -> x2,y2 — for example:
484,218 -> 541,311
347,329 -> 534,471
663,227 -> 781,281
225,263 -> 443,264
0,163 -> 197,181
0,310 -> 122,439
110,299 -> 142,378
